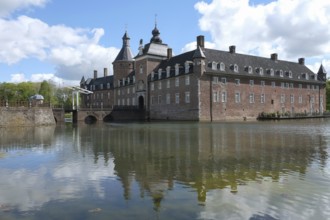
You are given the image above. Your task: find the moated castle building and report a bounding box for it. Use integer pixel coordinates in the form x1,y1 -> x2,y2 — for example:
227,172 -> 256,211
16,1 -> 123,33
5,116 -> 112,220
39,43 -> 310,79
80,25 -> 327,121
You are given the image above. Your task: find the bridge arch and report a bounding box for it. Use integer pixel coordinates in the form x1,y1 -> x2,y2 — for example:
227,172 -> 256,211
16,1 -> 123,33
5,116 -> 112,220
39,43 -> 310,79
103,114 -> 114,122
85,115 -> 97,124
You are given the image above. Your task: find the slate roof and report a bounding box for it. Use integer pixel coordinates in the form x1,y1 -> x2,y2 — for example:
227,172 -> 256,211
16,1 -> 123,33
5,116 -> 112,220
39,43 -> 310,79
152,47 -> 324,84
114,32 -> 134,62
82,75 -> 114,90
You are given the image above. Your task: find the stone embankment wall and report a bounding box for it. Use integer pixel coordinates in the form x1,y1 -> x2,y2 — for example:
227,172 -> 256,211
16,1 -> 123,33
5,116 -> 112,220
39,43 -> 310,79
0,107 -> 56,127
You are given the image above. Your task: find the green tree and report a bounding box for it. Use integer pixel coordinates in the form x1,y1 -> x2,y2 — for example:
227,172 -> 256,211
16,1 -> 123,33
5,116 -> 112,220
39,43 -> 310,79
326,80 -> 330,111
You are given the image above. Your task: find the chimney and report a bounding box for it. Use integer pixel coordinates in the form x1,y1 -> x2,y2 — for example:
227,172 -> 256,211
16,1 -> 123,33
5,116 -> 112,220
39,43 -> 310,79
104,68 -> 108,77
271,53 -> 278,61
197,35 -> 205,49
229,45 -> 236,53
93,70 -> 97,79
167,48 -> 172,59
298,58 -> 305,65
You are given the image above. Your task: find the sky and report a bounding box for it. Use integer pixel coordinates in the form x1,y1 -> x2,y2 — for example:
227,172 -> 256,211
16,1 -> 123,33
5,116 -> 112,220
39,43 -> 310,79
0,0 -> 330,86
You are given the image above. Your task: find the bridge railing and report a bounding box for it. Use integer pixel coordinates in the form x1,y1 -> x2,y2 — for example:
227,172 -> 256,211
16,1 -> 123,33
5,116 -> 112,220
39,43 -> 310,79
0,101 -> 51,108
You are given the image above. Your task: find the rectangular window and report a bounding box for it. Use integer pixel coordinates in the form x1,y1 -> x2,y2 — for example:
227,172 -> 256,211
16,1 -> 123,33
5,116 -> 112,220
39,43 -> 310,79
212,76 -> 218,83
151,82 -> 154,91
299,95 -> 302,104
151,96 -> 154,105
118,99 -> 121,105
281,94 -> 285,104
285,82 -> 289,88
221,77 -> 227,84
235,92 -> 240,103
185,75 -> 190,85
175,93 -> 180,104
213,92 -> 218,102
299,84 -> 302,89
132,97 -> 135,105
175,78 -> 179,87
221,91 -> 227,103
127,98 -> 130,105
158,81 -> 162,90
271,81 -> 276,87
185,92 -> 190,103
261,81 -> 265,86
235,79 -> 240,85
290,83 -> 294,88
249,80 -> 254,86
167,79 -> 170,89
118,89 -> 121,95
281,82 -> 284,88
132,87 -> 135,93
108,92 -> 110,99
290,94 -> 294,104
307,84 -> 310,90
249,93 -> 255,103
166,93 -> 170,104
158,95 -> 162,104
261,94 -> 265,103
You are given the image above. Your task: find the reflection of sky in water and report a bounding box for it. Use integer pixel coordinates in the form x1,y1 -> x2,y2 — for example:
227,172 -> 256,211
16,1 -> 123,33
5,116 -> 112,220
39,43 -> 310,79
0,135 -> 116,212
0,120 -> 329,219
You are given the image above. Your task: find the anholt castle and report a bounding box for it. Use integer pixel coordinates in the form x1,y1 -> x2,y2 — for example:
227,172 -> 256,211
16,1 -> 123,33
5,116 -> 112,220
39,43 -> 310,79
79,24 -> 327,121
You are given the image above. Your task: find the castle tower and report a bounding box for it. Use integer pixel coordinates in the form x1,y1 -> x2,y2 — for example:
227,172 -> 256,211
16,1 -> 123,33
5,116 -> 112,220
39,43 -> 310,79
134,23 -> 169,109
113,31 -> 135,88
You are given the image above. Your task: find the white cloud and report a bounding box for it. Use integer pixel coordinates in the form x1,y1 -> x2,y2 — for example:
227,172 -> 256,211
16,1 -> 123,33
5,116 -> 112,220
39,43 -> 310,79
0,15 -> 120,81
10,72 -> 80,86
0,0 -> 48,17
194,0 -> 330,69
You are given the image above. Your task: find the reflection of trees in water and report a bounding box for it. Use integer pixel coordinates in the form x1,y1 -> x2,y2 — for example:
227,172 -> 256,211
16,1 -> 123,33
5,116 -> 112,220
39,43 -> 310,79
0,126 -> 55,149
76,122 -> 328,208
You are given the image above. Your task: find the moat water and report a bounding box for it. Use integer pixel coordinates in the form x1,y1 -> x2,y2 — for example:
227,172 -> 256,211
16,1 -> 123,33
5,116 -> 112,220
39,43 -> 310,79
0,119 -> 330,220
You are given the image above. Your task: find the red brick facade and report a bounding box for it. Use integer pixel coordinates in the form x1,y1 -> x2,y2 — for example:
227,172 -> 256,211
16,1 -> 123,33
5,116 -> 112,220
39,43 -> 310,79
80,29 -> 327,121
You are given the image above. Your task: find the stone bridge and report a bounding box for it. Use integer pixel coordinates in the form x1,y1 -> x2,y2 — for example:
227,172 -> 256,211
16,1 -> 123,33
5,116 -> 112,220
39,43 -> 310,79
53,107 -> 146,123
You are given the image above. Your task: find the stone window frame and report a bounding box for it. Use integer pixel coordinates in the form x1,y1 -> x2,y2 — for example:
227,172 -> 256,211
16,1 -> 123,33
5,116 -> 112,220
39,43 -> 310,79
185,92 -> 190,103
260,93 -> 265,103
249,93 -> 255,103
175,93 -> 180,104
221,91 -> 227,103
235,92 -> 241,103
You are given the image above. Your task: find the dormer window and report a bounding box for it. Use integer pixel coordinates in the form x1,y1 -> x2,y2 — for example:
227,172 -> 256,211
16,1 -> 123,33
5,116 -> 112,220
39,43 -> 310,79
219,62 -> 225,71
166,66 -> 171,77
246,66 -> 252,74
185,62 -> 190,73
107,83 -> 110,89
288,71 -> 293,78
175,64 -> 179,76
151,72 -> 155,80
158,69 -> 162,80
268,68 -> 274,76
231,64 -> 239,72
279,70 -> 283,77
212,61 -> 217,70
305,73 -> 309,80
256,67 -> 263,75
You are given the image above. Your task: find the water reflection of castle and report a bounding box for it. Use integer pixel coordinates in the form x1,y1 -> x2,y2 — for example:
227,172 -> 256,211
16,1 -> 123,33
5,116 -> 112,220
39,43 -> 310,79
77,122 -> 328,208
